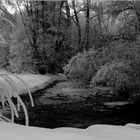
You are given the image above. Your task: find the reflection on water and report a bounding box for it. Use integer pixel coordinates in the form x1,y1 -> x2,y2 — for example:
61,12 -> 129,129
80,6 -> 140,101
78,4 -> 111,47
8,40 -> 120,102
15,86 -> 140,128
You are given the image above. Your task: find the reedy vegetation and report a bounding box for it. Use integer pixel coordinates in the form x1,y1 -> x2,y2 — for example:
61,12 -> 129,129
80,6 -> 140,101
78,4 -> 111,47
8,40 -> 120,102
0,3 -> 34,125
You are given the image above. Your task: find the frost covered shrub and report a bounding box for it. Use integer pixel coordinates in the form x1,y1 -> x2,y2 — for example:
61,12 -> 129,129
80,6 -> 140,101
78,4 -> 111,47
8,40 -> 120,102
101,40 -> 140,63
91,61 -> 140,97
63,50 -> 103,85
64,40 -> 140,87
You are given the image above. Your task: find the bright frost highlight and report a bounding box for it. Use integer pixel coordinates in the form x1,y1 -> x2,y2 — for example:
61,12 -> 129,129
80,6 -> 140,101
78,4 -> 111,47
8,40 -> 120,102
0,122 -> 140,140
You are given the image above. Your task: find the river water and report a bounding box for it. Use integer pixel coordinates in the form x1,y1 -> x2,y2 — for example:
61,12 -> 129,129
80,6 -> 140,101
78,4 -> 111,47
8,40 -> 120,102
15,82 -> 140,128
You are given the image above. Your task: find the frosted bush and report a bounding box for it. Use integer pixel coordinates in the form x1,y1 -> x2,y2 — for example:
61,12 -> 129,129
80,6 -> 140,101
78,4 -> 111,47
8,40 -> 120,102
91,61 -> 140,98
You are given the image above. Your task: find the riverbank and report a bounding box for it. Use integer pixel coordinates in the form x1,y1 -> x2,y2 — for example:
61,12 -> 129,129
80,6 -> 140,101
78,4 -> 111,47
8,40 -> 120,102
0,72 -> 66,95
1,121 -> 140,140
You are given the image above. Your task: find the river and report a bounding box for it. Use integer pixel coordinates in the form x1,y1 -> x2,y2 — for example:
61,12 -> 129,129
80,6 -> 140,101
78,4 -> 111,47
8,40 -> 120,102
14,81 -> 140,128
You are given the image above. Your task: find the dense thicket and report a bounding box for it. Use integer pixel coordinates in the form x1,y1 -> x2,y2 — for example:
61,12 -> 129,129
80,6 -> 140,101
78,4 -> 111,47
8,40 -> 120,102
10,1 -> 73,73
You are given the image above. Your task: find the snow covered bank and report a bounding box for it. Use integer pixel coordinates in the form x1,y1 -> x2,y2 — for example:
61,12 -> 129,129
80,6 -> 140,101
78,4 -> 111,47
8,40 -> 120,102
0,73 -> 65,95
0,122 -> 140,140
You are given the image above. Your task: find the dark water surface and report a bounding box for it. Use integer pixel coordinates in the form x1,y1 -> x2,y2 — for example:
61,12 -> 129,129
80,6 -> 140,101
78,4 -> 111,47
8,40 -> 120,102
15,84 -> 140,129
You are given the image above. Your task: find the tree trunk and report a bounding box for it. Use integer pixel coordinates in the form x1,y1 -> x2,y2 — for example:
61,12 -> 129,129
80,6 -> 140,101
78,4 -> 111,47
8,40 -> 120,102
65,0 -> 71,27
72,0 -> 82,52
84,0 -> 90,51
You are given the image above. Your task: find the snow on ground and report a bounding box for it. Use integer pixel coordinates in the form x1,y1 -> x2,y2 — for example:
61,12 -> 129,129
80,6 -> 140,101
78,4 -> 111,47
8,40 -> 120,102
0,72 -> 65,95
0,122 -> 140,140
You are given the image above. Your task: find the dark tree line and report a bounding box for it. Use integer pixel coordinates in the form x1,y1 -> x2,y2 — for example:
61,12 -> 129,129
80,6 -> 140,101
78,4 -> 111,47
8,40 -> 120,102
0,0 -> 140,74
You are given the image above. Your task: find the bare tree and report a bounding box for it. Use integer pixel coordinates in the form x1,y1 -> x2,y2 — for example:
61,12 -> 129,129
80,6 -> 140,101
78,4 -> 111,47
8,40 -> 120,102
72,0 -> 82,52
84,0 -> 90,51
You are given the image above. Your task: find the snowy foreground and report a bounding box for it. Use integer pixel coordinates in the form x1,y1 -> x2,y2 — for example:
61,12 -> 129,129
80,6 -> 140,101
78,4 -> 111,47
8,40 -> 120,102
0,122 -> 140,140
